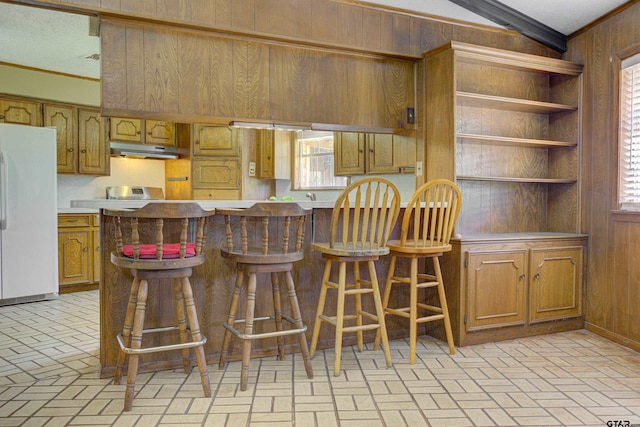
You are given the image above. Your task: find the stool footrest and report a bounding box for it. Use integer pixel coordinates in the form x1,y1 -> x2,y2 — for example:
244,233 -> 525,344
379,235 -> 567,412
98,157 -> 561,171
223,315 -> 307,340
116,327 -> 207,355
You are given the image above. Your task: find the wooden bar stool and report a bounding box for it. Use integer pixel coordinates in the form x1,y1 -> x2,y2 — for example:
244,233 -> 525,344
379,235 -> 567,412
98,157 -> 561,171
217,202 -> 313,391
374,179 -> 462,363
104,203 -> 215,411
309,177 -> 401,376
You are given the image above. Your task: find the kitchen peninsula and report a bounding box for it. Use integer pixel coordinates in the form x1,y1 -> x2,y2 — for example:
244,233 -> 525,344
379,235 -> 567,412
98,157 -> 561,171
71,199 -> 406,378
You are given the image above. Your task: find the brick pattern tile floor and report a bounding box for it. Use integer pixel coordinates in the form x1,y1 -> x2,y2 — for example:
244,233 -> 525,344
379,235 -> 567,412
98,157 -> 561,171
1,290 -> 640,426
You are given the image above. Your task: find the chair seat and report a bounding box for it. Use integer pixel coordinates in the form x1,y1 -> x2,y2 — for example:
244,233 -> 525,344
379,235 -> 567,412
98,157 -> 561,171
311,241 -> 390,257
221,249 -> 304,265
111,252 -> 205,270
387,240 -> 451,255
122,242 -> 196,259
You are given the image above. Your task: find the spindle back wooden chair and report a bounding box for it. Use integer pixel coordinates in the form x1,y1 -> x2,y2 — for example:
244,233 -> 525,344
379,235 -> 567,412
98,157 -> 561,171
216,202 -> 314,391
104,202 -> 215,411
309,177 -> 401,376
374,179 -> 462,363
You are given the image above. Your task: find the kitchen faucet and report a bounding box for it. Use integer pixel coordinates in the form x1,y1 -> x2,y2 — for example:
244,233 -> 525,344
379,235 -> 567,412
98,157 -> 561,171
305,192 -> 316,201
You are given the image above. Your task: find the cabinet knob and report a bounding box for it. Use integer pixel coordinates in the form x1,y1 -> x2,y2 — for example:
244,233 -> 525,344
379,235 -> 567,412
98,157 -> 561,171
534,273 -> 540,280
81,149 -> 86,153
195,140 -> 200,144
83,247 -> 88,252
520,274 -> 526,280
369,149 -> 374,153
0,115 -> 5,119
147,132 -> 152,135
359,149 -> 364,153
68,148 -> 74,152
137,131 -> 141,134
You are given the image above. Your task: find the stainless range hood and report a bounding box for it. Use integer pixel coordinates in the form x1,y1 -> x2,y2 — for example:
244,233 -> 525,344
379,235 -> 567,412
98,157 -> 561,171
110,141 -> 179,159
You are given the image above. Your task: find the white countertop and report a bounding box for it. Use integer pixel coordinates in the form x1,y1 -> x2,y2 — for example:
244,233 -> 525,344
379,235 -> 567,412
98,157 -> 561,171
70,199 -> 338,210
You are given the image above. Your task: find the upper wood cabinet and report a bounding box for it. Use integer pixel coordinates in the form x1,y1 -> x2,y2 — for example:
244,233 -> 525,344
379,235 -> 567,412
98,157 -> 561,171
192,125 -> 237,156
257,129 -> 290,180
44,103 -> 109,176
0,96 -> 41,126
334,132 -> 411,176
110,118 -> 176,146
424,42 -> 583,235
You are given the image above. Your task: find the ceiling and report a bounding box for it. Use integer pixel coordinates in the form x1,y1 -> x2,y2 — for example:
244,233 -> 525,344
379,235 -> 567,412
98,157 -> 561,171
0,0 -> 631,80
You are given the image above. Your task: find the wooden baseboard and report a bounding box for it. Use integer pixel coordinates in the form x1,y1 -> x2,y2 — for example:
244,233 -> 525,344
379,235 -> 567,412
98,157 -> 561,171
585,322 -> 640,353
59,282 -> 99,294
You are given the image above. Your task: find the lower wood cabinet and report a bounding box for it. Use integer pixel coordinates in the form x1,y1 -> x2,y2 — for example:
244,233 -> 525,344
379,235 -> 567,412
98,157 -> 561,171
434,233 -> 587,346
58,213 -> 100,293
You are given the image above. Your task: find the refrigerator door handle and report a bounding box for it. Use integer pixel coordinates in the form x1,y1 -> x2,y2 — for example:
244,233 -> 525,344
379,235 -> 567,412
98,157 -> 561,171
0,151 -> 6,230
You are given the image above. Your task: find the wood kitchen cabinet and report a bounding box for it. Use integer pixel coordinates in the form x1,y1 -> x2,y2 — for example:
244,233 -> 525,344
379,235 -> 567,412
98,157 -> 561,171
192,124 -> 238,156
58,213 -> 100,293
0,95 -> 41,126
44,103 -> 109,175
257,129 -> 291,179
334,132 -> 413,175
435,234 -> 586,346
109,117 -> 176,146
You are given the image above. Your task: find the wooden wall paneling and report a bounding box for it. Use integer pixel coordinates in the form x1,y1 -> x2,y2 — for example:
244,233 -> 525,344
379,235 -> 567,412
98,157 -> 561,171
100,20 -> 125,113
256,0 -> 312,40
126,24 -> 146,112
120,0 -> 157,16
209,38 -> 236,118
391,13 -> 412,55
309,1 -> 338,44
177,32 -> 211,116
548,183 -> 578,232
629,223 -> 640,343
336,3 -> 363,48
231,0 -> 256,32
346,55 -> 380,126
213,0 -> 232,27
416,19 -> 453,54
382,60 -> 413,129
156,0 -> 214,26
269,46 -> 311,123
245,41 -> 270,120
360,8 -> 384,52
143,26 -> 179,114
613,222 -> 630,338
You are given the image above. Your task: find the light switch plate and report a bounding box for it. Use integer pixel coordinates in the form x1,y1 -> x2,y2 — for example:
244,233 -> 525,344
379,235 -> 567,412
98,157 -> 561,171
249,162 -> 256,177
416,160 -> 423,177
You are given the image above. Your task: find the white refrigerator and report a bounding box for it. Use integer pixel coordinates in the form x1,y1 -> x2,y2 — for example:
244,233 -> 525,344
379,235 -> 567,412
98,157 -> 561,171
0,123 -> 58,304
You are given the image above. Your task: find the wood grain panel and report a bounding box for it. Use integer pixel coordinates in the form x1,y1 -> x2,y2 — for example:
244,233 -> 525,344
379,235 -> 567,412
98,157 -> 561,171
100,20 -> 125,112
143,26 -> 179,114
126,25 -> 145,111
565,2 -> 640,351
177,33 -> 211,116
337,3 -> 363,48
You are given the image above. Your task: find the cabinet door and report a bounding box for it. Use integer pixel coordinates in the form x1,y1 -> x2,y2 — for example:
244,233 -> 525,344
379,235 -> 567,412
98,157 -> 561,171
78,108 -> 108,175
145,120 -> 176,146
58,230 -> 91,285
193,158 -> 240,189
110,117 -> 143,143
257,129 -> 274,179
367,133 -> 398,174
0,98 -> 41,126
44,103 -> 78,174
334,132 -> 365,175
193,125 -> 237,156
529,246 -> 583,323
466,249 -> 527,331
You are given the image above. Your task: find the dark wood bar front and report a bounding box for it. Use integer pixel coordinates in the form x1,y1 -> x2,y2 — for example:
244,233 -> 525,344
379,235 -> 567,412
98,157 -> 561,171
98,205 -> 411,378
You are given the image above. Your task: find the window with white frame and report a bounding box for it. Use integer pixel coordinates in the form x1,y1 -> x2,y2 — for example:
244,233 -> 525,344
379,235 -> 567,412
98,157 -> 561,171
619,54 -> 640,211
293,131 -> 348,190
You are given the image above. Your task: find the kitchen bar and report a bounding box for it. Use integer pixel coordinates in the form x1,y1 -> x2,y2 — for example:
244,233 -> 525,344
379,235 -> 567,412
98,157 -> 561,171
71,199 -> 411,378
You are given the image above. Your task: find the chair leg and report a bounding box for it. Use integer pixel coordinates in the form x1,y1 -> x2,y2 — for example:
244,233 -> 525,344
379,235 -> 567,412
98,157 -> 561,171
271,272 -> 285,361
284,270 -> 313,379
374,255 -> 397,351
241,272 -> 258,391
368,261 -> 392,368
181,277 -> 212,397
114,277 -> 140,386
433,257 -> 455,355
409,257 -> 419,364
353,261 -> 363,352
220,269 -> 245,370
333,260 -> 347,376
124,279 -> 148,412
173,278 -> 191,374
310,258 -> 331,358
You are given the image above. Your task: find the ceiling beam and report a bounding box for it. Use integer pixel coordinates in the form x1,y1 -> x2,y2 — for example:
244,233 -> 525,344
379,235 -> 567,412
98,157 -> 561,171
448,0 -> 567,52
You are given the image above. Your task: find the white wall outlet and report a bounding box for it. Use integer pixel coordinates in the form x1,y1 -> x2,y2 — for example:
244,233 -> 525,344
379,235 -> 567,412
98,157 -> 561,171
416,160 -> 423,177
249,161 -> 256,177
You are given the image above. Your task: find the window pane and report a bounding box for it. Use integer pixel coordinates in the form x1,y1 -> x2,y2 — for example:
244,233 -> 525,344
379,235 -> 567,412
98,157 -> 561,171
294,131 -> 347,189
